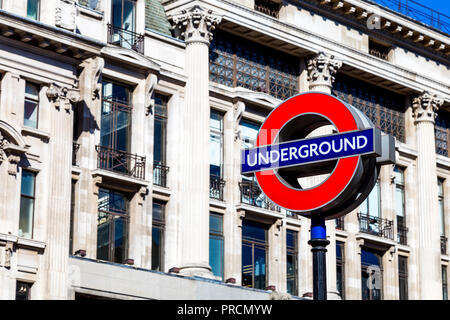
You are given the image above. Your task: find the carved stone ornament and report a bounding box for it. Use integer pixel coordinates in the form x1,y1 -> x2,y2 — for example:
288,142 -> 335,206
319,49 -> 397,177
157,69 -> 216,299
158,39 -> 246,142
92,57 -> 104,100
170,5 -> 222,45
233,101 -> 245,141
4,241 -> 13,269
55,0 -> 76,31
307,52 -> 342,89
0,132 -> 4,164
412,91 -> 444,123
46,82 -> 80,111
145,74 -> 158,116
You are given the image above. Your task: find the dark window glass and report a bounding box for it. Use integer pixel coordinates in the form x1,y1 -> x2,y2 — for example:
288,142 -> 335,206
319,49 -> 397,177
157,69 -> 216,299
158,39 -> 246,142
19,170 -> 36,239
152,201 -> 165,271
443,266 -> 448,300
27,0 -> 39,20
286,229 -> 298,296
435,111 -> 449,157
361,248 -> 382,300
210,110 -> 223,177
69,180 -> 76,255
154,94 -> 168,165
398,256 -> 408,300
16,282 -> 32,300
242,220 -> 267,289
97,188 -> 128,263
394,167 -> 407,245
24,82 -> 39,128
336,241 -> 345,299
209,213 -> 224,278
112,0 -> 135,31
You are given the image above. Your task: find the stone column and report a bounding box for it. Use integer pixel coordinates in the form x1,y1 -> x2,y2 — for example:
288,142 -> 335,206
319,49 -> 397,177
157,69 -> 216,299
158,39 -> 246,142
412,91 -> 444,299
306,52 -> 342,300
169,6 -> 221,277
44,83 -> 80,299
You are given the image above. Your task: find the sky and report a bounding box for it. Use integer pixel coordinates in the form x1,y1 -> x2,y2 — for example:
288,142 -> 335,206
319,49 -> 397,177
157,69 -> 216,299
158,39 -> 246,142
372,0 -> 450,32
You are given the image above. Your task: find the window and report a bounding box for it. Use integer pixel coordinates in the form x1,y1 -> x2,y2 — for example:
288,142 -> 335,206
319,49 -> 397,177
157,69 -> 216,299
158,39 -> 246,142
360,181 -> 380,218
69,180 -> 76,255
209,213 -> 224,279
153,94 -> 169,187
286,229 -> 298,296
152,201 -> 165,271
19,170 -> 36,239
361,249 -> 383,300
435,112 -> 449,157
24,82 -> 39,128
210,111 -> 225,200
336,241 -> 345,299
112,0 -> 136,32
439,179 -> 447,255
398,255 -> 408,300
27,0 -> 39,20
394,167 -> 407,245
97,188 -> 129,263
443,266 -> 448,300
16,281 -> 32,300
242,220 -> 268,289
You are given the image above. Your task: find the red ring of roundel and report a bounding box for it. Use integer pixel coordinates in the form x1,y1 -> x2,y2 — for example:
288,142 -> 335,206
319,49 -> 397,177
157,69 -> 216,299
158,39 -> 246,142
254,93 -> 360,212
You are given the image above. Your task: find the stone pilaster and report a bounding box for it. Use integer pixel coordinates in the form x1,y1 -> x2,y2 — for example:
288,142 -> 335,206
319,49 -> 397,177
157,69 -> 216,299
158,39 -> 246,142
307,52 -> 342,94
169,6 -> 221,277
412,91 -> 444,299
44,83 -> 80,299
306,51 -> 342,300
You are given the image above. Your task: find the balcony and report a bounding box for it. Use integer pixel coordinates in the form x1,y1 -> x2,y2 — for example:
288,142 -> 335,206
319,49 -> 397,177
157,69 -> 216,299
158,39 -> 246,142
397,224 -> 408,246
210,175 -> 225,201
358,213 -> 394,240
95,145 -> 146,180
72,141 -> 80,166
239,181 -> 280,212
107,24 -> 144,54
336,217 -> 345,231
153,162 -> 169,188
441,236 -> 448,255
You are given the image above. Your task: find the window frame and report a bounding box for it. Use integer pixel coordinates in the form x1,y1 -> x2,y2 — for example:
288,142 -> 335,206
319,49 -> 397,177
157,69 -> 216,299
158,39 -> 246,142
19,169 -> 36,239
286,229 -> 299,296
24,81 -> 40,129
210,109 -> 224,179
209,212 -> 224,279
398,255 -> 408,300
151,200 -> 166,271
336,240 -> 345,299
26,0 -> 40,21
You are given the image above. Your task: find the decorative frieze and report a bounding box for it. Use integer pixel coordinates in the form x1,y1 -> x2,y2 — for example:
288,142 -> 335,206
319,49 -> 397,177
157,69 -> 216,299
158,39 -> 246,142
170,5 -> 222,45
412,91 -> 444,123
307,52 -> 342,91
46,83 -> 80,111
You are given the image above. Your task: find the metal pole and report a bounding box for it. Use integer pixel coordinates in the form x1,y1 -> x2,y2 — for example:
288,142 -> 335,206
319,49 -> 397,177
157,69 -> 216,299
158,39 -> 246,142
308,216 -> 330,300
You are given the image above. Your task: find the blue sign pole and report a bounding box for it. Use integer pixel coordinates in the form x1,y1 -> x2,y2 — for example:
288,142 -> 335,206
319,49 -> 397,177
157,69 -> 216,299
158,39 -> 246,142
308,216 -> 330,300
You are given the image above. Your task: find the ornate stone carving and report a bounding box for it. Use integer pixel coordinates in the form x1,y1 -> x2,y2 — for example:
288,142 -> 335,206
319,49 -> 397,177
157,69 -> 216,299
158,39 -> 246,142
7,153 -> 21,176
237,210 -> 246,227
145,73 -> 158,116
4,241 -> 13,269
46,82 -> 81,111
170,5 -> 222,45
412,91 -> 444,123
0,132 -> 5,164
307,52 -> 342,90
92,57 -> 104,100
233,101 -> 245,141
55,0 -> 76,31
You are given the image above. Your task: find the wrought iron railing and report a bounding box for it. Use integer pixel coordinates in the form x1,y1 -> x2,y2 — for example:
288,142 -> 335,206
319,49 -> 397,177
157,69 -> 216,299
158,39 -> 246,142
153,162 -> 169,187
107,24 -> 144,54
210,175 -> 226,201
441,236 -> 448,255
254,0 -> 280,18
336,217 -> 345,231
96,145 -> 146,180
72,141 -> 80,166
358,213 -> 394,240
397,224 -> 408,245
239,181 -> 281,212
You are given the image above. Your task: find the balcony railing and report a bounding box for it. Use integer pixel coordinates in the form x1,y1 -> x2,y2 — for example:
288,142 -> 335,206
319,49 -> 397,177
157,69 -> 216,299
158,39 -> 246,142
96,145 -> 146,180
397,224 -> 408,245
358,213 -> 394,240
210,175 -> 226,201
153,162 -> 169,188
72,141 -> 80,166
441,236 -> 448,255
336,217 -> 345,231
239,181 -> 280,212
107,24 -> 144,54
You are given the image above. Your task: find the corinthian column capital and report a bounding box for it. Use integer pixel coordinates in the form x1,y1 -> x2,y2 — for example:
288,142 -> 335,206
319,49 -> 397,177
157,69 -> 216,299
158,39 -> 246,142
169,5 -> 222,45
412,91 -> 444,123
307,52 -> 342,92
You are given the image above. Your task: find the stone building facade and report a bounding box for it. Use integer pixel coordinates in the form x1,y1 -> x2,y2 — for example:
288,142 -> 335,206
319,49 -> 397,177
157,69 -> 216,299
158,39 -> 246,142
0,0 -> 449,300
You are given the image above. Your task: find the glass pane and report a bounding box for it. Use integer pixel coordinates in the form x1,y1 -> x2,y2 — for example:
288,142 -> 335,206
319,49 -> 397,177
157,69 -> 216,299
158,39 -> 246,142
210,214 -> 223,233
153,119 -> 166,164
286,229 -> 296,249
242,220 -> 266,243
25,83 -> 39,97
96,212 -> 110,260
112,0 -> 122,28
114,216 -> 126,263
27,0 -> 39,20
19,197 -> 34,238
336,242 -> 343,259
210,132 -> 222,177
240,120 -> 260,149
21,171 -> 35,197
123,0 -> 135,32
210,111 -> 222,131
152,202 -> 164,222
24,100 -> 38,128
209,235 -> 223,278
241,243 -> 253,287
336,265 -> 343,297
361,249 -> 381,267
152,226 -> 163,271
368,183 -> 380,217
440,199 -> 445,236
254,246 -> 266,290
393,167 -> 404,185
395,187 -> 404,217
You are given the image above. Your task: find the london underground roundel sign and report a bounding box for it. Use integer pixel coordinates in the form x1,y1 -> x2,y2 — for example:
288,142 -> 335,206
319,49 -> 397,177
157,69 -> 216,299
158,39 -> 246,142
241,92 -> 395,219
